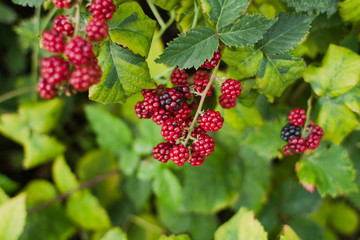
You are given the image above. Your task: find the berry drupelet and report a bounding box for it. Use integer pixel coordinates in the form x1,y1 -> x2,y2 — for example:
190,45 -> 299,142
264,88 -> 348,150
288,108 -> 306,126
161,119 -> 184,141
53,15 -> 74,36
86,19 -> 109,42
200,110 -> 224,132
41,56 -> 70,84
170,144 -> 190,166
64,36 -> 95,66
288,137 -> 306,153
221,79 -> 242,99
88,0 -> 116,20
42,29 -> 65,53
171,68 -> 188,86
153,142 -> 172,163
192,134 -> 216,157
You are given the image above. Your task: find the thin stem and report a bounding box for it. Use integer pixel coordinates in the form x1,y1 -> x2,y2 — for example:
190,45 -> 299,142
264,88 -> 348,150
74,0 -> 83,36
31,7 -> 41,101
130,214 -> 164,233
184,64 -> 220,145
241,0 -> 253,15
40,7 -> 58,32
152,10 -> 176,45
302,93 -> 314,136
0,87 -> 35,104
146,0 -> 166,28
27,169 -> 120,215
191,1 -> 199,29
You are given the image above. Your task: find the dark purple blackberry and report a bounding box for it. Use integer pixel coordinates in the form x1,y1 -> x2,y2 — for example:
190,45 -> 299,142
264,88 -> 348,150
159,88 -> 182,112
281,123 -> 302,142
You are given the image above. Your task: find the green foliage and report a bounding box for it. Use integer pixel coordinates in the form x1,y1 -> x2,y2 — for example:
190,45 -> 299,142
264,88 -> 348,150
152,0 -> 181,10
279,225 -> 301,240
281,0 -> 331,14
100,228 -> 127,240
12,0 -> 44,7
339,0 -> 360,22
0,3 -> 17,24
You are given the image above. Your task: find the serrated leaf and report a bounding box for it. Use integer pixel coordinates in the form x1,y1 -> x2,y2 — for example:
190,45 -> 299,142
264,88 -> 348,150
108,2 -> 156,58
280,225 -> 301,240
215,208 -> 267,240
85,105 -> 133,153
339,0 -> 360,22
339,85 -> 360,114
152,0 -> 181,10
12,0 -> 44,7
52,156 -> 79,193
153,168 -> 183,210
156,27 -> 219,69
304,45 -> 360,97
219,15 -> 276,47
281,0 -> 329,14
256,54 -> 305,102
89,41 -> 152,104
0,194 -> 26,240
317,97 -> 358,144
100,227 -> 127,240
201,0 -> 248,28
257,13 -> 315,55
297,144 -> 357,197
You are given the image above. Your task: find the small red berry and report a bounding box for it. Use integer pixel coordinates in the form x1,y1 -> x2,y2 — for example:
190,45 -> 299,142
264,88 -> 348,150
189,151 -> 205,166
152,109 -> 171,125
52,0 -> 70,9
37,78 -> 56,99
170,144 -> 189,166
194,77 -> 212,96
172,104 -> 192,124
69,64 -> 102,91
42,29 -> 65,53
161,119 -> 184,141
53,15 -> 74,36
64,36 -> 95,66
86,19 -> 109,42
88,0 -> 116,20
200,110 -> 224,132
305,133 -> 321,150
171,68 -> 188,86
219,95 -> 236,109
221,79 -> 242,99
153,142 -> 172,163
283,144 -> 293,156
192,134 -> 215,157
288,137 -> 306,153
193,70 -> 210,82
135,102 -> 152,119
201,48 -> 221,69
311,125 -> 324,138
177,84 -> 191,98
288,108 -> 306,126
41,56 -> 70,84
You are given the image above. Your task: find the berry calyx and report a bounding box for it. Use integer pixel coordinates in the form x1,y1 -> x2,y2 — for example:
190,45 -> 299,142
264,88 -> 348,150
69,64 -> 102,91
200,110 -> 224,132
86,19 -> 109,42
192,134 -> 215,157
53,15 -> 74,36
52,0 -> 70,9
161,119 -> 184,141
305,133 -> 321,150
64,36 -> 95,66
170,144 -> 190,166
221,79 -> 242,99
171,68 -> 188,86
288,108 -> 306,126
153,142 -> 172,163
88,0 -> 116,20
189,151 -> 205,166
288,137 -> 306,153
37,78 -> 56,99
280,123 -> 302,142
219,95 -> 236,109
42,29 -> 65,53
201,48 -> 221,69
41,56 -> 70,84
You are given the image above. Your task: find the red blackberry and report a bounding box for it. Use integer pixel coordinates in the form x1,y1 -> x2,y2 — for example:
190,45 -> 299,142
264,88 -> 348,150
141,89 -> 160,113
288,137 -> 306,153
88,0 -> 116,20
280,123 -> 302,142
53,15 -> 74,36
135,102 -> 152,119
192,134 -> 215,157
172,104 -> 192,124
305,133 -> 321,150
41,56 -> 70,84
153,142 -> 172,163
288,108 -> 306,126
64,36 -> 95,66
191,126 -> 206,138
161,119 -> 184,141
200,48 -> 221,69
170,144 -> 190,166
159,88 -> 183,112
193,70 -> 210,82
221,79 -> 242,99
86,19 -> 109,42
200,110 -> 224,132
219,95 -> 236,109
52,0 -> 70,9
42,29 -> 65,53
69,64 -> 102,91
177,85 -> 191,98
283,144 -> 293,156
152,109 -> 171,125
311,125 -> 324,138
189,151 -> 205,166
194,77 -> 212,96
171,68 -> 188,86
37,78 -> 56,99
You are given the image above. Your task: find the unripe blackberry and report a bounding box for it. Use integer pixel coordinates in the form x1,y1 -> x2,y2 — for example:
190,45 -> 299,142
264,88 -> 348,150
37,78 -> 56,99
305,133 -> 321,150
219,95 -> 236,109
135,102 -> 152,119
53,15 -> 74,36
159,88 -> 183,112
194,77 -> 212,96
41,56 -> 70,84
86,19 -> 109,42
189,151 -> 205,166
88,0 -> 116,20
283,144 -> 293,156
280,123 -> 302,142
288,137 -> 306,153
153,142 -> 172,163
42,29 -> 65,53
193,70 -> 210,82
152,109 -> 171,125
64,36 -> 95,66
191,126 -> 206,138
69,64 -> 102,91
171,68 -> 188,86
200,48 -> 221,69
311,125 -> 324,138
192,134 -> 215,157
200,110 -> 224,132
173,104 -> 192,124
141,89 -> 160,113
170,144 -> 189,166
177,84 -> 191,98
52,0 -> 70,9
221,79 -> 242,99
161,119 -> 184,141
288,108 -> 306,126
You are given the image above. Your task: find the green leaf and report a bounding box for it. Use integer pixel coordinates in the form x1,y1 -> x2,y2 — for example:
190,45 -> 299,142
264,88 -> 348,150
219,15 -> 276,47
13,19 -> 38,51
317,97 -> 358,144
156,27 -> 219,69
52,156 -> 79,193
190,214 -> 218,240
159,235 -> 192,240
0,3 -> 17,24
280,225 -> 301,240
89,41 -> 152,104
338,85 -> 360,114
156,200 -> 192,233
100,227 -> 127,240
0,194 -> 26,240
151,0 -> 181,10
200,0 -> 248,28
339,0 -> 360,22
222,102 -> 263,131
119,148 -> 141,176
85,105 -> 133,153
328,202 -> 358,235
303,45 -> 360,97
108,2 -> 156,58
0,188 -> 9,206
297,144 -> 357,197
281,0 -> 330,14
66,190 -> 111,230
255,54 -> 305,102
153,168 -> 183,210
124,175 -> 152,209
214,207 -> 267,240
0,174 -> 19,194
222,46 -> 263,79
12,0 -> 44,7
24,180 -> 57,208
257,13 -> 315,55
289,218 -> 324,240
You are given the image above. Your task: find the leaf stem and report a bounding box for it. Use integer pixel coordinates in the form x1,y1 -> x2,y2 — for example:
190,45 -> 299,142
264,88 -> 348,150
191,1 -> 200,29
241,0 -> 253,15
183,63 -> 220,146
0,86 -> 36,104
302,93 -> 314,136
74,0 -> 83,36
31,7 -> 41,101
152,10 -> 176,45
40,7 -> 58,32
146,0 -> 166,28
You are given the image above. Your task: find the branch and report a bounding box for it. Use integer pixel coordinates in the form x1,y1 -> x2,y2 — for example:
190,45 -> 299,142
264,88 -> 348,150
146,0 -> 166,28
302,93 -> 314,136
0,86 -> 35,104
27,169 -> 120,215
74,0 -> 83,36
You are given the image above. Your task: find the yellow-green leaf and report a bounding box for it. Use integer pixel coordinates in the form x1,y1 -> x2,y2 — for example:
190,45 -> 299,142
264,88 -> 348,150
100,227 -> 127,240
52,156 -> 79,193
280,225 -> 301,240
152,0 -> 181,10
339,0 -> 360,22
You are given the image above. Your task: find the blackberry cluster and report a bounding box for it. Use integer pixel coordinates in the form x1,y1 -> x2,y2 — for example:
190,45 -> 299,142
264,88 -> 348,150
38,0 -> 116,99
281,109 -> 325,155
136,67 -> 230,167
